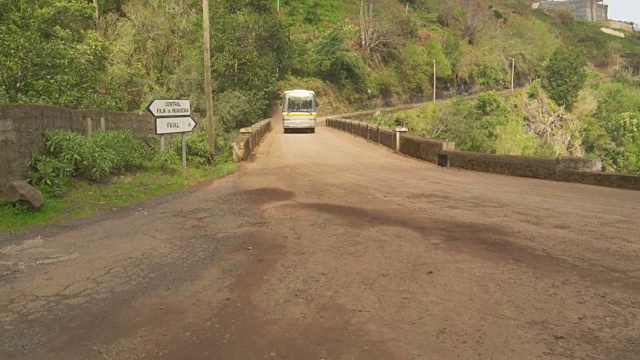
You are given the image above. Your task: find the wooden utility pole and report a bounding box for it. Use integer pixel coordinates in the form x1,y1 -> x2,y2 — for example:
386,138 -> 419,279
93,0 -> 99,33
202,0 -> 215,152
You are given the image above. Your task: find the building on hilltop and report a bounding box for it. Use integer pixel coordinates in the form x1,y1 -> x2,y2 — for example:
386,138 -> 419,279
532,0 -> 608,22
532,0 -> 635,32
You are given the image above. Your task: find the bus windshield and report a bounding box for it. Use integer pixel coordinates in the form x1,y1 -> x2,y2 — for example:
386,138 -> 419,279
286,94 -> 315,113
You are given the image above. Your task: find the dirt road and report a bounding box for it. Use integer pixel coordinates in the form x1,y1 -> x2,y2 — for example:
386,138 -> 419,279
2,118 -> 640,360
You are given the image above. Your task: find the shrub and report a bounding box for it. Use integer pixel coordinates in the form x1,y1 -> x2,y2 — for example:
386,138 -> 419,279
311,26 -> 368,92
171,131 -> 215,167
28,155 -> 74,197
543,48 -> 587,110
29,129 -> 155,196
475,91 -> 507,116
527,79 -> 542,99
216,90 -> 265,131
370,66 -> 402,99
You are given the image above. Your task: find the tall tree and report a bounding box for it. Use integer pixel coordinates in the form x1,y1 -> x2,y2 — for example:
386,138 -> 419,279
0,0 -> 105,108
209,0 -> 292,125
542,48 -> 587,110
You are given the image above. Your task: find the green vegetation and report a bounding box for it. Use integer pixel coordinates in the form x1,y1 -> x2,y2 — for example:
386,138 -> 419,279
375,79 -> 640,172
1,125 -> 236,234
542,48 -> 587,111
0,0 -> 106,108
26,128 -> 221,197
0,163 -> 237,235
28,129 -> 153,196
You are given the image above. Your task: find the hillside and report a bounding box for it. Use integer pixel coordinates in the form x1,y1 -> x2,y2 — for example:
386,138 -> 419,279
257,0 -> 640,174
281,0 -> 640,109
0,0 -> 639,173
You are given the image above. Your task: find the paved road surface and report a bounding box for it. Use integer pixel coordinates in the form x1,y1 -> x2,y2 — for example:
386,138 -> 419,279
2,118 -> 640,359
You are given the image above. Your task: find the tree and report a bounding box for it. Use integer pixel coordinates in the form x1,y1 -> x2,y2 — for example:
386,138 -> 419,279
0,0 -> 105,108
98,0 -> 201,111
355,0 -> 394,64
542,48 -> 587,110
209,0 -> 292,124
311,26 -> 368,92
439,0 -> 492,46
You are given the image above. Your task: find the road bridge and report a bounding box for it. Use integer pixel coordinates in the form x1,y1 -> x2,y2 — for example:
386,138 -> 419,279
1,117 -> 639,359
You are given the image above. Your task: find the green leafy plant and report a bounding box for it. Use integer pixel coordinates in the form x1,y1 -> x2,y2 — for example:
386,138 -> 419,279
476,91 -> 508,116
28,155 -> 74,197
29,129 -> 156,196
543,48 -> 587,110
171,131 -> 215,168
215,90 -> 266,131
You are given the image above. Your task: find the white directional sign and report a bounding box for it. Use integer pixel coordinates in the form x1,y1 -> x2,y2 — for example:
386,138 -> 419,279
147,99 -> 191,117
155,117 -> 197,135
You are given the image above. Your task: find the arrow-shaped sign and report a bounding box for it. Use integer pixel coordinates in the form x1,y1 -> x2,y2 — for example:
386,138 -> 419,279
155,117 -> 197,135
147,99 -> 191,117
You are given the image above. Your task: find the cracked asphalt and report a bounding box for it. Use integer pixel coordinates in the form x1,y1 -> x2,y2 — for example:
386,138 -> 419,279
1,117 -> 640,359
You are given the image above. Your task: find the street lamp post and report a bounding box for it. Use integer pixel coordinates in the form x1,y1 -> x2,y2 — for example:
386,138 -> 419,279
432,59 -> 436,102
510,58 -> 515,92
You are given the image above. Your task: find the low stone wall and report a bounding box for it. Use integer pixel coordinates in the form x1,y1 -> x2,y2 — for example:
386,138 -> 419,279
326,117 -> 640,191
598,20 -> 634,33
232,119 -> 272,162
555,171 -> 640,190
400,135 -> 455,163
331,118 -> 398,150
0,104 -> 155,186
442,150 -> 602,178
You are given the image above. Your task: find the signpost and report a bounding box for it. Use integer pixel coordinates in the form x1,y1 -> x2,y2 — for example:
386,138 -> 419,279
147,99 -> 196,168
147,99 -> 191,117
155,117 -> 197,135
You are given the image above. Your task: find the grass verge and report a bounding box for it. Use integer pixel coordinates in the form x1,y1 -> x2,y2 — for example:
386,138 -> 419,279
0,162 -> 237,235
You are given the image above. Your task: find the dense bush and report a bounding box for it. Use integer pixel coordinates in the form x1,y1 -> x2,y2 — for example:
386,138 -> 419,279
0,0 -> 108,109
215,90 -> 266,131
311,26 -> 369,93
543,48 -> 587,110
28,129 -> 155,196
28,155 -> 75,197
170,131 -> 216,167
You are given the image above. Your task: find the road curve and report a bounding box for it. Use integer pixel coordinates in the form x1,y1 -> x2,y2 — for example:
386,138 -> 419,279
1,118 -> 640,359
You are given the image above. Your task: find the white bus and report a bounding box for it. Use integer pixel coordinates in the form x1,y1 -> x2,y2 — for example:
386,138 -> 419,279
282,89 -> 317,133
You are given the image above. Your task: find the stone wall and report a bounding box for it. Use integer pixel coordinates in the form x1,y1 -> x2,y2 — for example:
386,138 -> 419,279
400,135 -> 455,164
326,117 -> 640,191
232,119 -> 272,162
0,104 -> 155,186
442,150 -> 602,178
599,20 -> 634,32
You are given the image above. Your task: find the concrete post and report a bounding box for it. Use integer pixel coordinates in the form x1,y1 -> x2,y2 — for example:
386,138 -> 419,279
100,117 -> 105,131
240,127 -> 253,150
395,126 -> 408,153
86,117 -> 92,136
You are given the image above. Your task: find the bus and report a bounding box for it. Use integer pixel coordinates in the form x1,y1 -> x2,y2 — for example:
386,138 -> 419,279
282,89 -> 317,133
